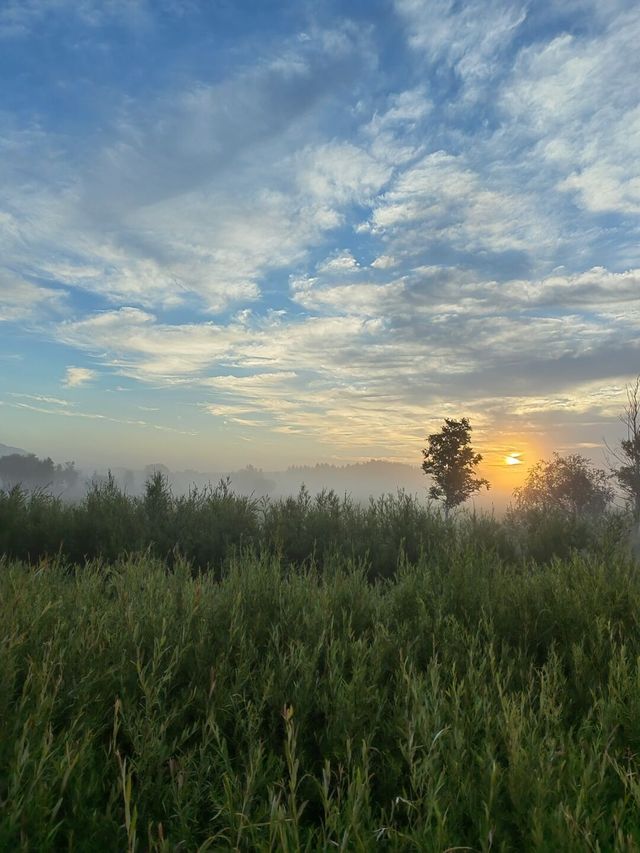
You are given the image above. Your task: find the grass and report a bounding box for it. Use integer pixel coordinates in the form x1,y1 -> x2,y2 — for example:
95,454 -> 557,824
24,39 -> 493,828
2,542 -> 640,850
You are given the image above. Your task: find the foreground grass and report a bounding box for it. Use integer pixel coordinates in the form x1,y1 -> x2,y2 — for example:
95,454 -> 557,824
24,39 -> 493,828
2,550 -> 640,851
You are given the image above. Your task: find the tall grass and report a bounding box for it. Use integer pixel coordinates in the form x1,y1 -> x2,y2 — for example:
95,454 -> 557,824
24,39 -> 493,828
3,549 -> 640,850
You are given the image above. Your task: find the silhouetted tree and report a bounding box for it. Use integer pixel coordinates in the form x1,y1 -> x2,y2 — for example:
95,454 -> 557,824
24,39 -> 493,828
513,453 -> 613,518
610,377 -> 640,520
421,418 -> 489,517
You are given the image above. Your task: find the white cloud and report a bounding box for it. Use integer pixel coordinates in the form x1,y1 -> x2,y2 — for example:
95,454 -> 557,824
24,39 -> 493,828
500,9 -> 640,215
0,274 -> 67,322
63,367 -> 97,388
49,256 -> 640,457
395,0 -> 527,92
367,87 -> 431,131
0,27 -> 385,316
368,151 -> 555,255
362,88 -> 430,167
291,277 -> 405,316
58,308 -> 237,376
317,250 -> 360,274
371,255 -> 396,270
295,141 -> 392,207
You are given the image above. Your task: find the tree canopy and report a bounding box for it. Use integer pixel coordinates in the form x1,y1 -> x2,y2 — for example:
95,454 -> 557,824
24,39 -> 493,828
513,453 -> 613,518
421,417 -> 489,516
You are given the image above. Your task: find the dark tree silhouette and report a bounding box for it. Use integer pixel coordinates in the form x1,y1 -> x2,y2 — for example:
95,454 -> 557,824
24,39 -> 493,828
513,453 -> 613,518
421,418 -> 489,517
0,453 -> 78,492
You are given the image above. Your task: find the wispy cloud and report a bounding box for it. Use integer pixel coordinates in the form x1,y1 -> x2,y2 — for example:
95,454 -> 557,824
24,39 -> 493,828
0,275 -> 67,322
395,0 -> 527,87
10,393 -> 73,407
4,400 -> 197,435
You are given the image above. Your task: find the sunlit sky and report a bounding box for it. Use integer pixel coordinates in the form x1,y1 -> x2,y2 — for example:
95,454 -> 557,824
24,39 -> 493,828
1,0 -> 639,486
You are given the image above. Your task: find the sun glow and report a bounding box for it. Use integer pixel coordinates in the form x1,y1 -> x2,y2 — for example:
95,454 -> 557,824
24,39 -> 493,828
504,453 -> 523,466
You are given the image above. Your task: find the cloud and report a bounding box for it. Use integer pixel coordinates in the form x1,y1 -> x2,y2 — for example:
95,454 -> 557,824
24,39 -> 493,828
317,250 -> 360,274
63,367 -> 97,388
58,308 -> 237,377
367,87 -> 431,131
499,8 -> 640,215
295,141 -> 392,208
10,393 -> 73,407
3,1 -> 639,468
5,399 -> 197,435
362,88 -> 431,167
394,0 -> 527,93
0,274 -> 67,322
51,254 -> 640,458
0,27 -> 388,316
371,255 -> 396,270
366,151 -> 556,257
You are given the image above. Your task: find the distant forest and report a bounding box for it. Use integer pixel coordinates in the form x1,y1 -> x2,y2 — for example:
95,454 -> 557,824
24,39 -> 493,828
0,446 -> 426,502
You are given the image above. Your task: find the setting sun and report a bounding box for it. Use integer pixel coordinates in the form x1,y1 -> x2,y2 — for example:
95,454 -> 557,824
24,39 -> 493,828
505,453 -> 523,466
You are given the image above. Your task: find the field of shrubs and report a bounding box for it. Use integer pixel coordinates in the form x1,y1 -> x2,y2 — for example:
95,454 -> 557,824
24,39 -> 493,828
2,476 -> 640,849
0,471 -> 630,572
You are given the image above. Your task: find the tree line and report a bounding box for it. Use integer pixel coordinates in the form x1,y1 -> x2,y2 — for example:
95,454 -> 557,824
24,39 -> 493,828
0,453 -> 79,493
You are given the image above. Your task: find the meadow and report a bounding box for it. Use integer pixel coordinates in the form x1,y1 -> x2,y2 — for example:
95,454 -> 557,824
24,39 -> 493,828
2,477 -> 640,850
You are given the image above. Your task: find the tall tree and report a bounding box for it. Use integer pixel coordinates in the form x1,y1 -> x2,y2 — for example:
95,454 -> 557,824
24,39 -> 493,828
513,453 -> 613,518
611,377 -> 640,519
421,418 -> 489,517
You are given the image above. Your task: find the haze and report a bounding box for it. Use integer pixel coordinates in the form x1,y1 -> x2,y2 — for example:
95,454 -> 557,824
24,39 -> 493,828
1,0 -> 639,504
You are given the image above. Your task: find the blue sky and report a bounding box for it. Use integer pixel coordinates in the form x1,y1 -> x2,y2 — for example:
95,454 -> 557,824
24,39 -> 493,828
1,0 -> 639,481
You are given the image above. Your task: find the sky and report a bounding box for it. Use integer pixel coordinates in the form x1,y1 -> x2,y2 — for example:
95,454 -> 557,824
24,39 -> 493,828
1,0 -> 639,493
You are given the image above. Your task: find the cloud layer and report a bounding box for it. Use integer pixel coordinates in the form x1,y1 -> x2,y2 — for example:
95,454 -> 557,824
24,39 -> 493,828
1,0 -> 639,471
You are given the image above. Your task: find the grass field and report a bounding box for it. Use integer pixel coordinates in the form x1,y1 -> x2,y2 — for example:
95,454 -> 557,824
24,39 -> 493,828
3,533 -> 640,850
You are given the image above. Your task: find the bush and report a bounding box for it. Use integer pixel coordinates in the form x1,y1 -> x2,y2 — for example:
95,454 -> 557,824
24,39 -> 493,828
0,475 -> 635,573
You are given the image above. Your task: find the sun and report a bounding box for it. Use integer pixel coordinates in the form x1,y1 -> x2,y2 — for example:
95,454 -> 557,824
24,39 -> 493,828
504,453 -> 523,466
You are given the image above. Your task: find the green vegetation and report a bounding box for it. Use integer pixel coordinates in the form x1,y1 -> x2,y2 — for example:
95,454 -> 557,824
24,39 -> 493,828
1,493 -> 640,849
0,471 -> 629,574
2,462 -> 640,849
